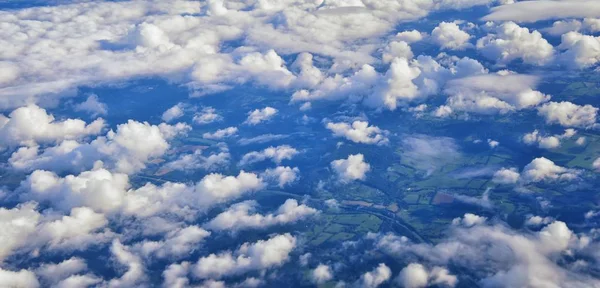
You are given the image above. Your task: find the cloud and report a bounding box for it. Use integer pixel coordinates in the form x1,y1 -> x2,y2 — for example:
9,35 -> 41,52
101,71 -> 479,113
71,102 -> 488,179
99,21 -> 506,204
537,101 -> 598,128
0,202 -> 112,264
382,41 -> 413,63
237,134 -> 289,146
558,32 -> 600,68
312,264 -> 334,284
294,55 -> 486,111
372,216 -> 600,288
593,157 -> 600,171
74,94 -> 108,117
162,103 -> 185,123
396,263 -> 457,288
163,146 -> 230,172
431,22 -> 472,50
452,213 -> 487,227
326,120 -> 389,145
20,167 -> 265,220
0,104 -> 104,149
0,202 -> 40,262
357,263 -> 391,288
204,199 -> 317,232
261,166 -> 300,187
9,120 -> 190,174
331,154 -> 370,183
522,129 -> 576,149
483,0 -> 600,23
525,215 -> 554,227
134,226 -> 211,259
193,107 -> 222,125
492,167 -> 520,184
193,233 -> 296,279
0,268 -> 39,288
520,157 -> 580,183
395,30 -> 426,43
239,145 -> 299,165
244,107 -> 278,125
476,22 -> 554,65
36,257 -> 102,288
438,72 -> 549,116
107,240 -> 147,288
453,188 -> 493,209
0,0 -> 500,109
401,135 -> 460,175
203,127 -> 238,140
493,157 -> 579,185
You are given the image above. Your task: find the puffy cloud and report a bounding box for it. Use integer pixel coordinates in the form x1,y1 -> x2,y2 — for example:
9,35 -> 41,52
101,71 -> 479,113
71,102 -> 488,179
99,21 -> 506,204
239,145 -> 299,165
164,146 -> 230,172
204,199 -> 317,232
36,257 -> 88,285
558,32 -> 600,68
35,207 -> 112,251
431,22 -> 471,50
357,263 -> 391,288
36,257 -> 101,288
244,107 -> 278,125
193,233 -> 296,279
295,56 -> 486,111
487,139 -> 499,148
522,129 -> 576,149
521,157 -> 580,183
365,57 -> 423,109
193,171 -> 266,209
382,41 -> 413,63
0,202 -> 111,264
452,213 -> 487,227
203,127 -> 238,140
397,263 -> 428,288
161,103 -> 185,123
372,219 -> 599,288
525,215 -> 554,227
326,120 -> 389,145
483,0 -> 600,23
0,202 -> 40,262
21,168 -> 130,213
163,262 -> 191,288
543,20 -> 583,36
20,167 -> 264,219
0,104 -> 104,148
0,268 -> 39,288
593,157 -> 600,171
397,263 -> 457,288
193,107 -> 222,125
395,30 -> 426,43
439,73 -> 549,115
311,264 -> 333,284
537,101 -> 598,128
74,94 -> 108,117
291,52 -> 324,88
9,120 -> 189,174
0,0 -> 499,109
492,167 -> 520,184
107,240 -> 147,288
477,22 -> 554,65
331,154 -> 370,183
134,226 -> 211,259
493,157 -> 579,185
262,166 -> 300,187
